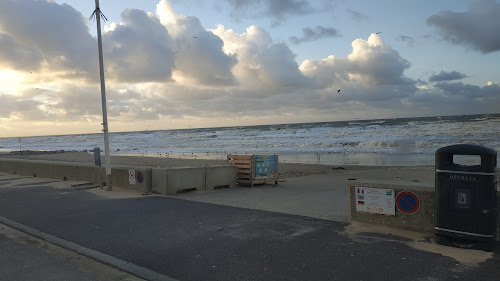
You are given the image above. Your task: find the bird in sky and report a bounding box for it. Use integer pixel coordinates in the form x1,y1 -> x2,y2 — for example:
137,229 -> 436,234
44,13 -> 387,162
338,89 -> 341,93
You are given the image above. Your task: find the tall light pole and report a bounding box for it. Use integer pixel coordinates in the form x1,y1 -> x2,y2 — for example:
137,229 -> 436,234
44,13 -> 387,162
91,0 -> 112,191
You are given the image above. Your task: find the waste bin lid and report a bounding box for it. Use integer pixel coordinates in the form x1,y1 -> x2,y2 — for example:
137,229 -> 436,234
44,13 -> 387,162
435,144 -> 497,173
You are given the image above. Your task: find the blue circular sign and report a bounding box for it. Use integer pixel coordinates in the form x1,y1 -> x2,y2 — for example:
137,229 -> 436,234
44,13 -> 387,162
137,171 -> 144,184
396,191 -> 420,214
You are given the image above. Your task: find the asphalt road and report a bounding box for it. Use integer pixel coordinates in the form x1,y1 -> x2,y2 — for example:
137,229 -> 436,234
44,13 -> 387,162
1,173 -> 499,281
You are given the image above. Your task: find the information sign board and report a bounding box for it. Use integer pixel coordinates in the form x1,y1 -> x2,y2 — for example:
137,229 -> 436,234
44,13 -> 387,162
355,187 -> 395,216
254,155 -> 277,178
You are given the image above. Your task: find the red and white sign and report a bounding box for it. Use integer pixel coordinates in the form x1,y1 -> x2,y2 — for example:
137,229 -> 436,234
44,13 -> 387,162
396,191 -> 420,214
129,170 -> 136,185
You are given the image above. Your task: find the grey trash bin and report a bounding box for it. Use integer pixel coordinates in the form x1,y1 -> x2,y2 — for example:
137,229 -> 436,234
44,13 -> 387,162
435,144 -> 497,250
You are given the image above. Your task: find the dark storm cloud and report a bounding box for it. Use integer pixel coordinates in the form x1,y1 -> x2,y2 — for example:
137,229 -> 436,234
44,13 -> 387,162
427,0 -> 500,53
429,71 -> 467,82
289,26 -> 340,45
434,81 -> 499,98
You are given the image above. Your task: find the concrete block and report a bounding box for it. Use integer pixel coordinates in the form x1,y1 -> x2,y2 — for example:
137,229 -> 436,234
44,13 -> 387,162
3,160 -> 25,175
111,166 -> 152,193
349,182 -> 435,232
52,163 -> 78,181
205,165 -> 237,190
75,165 -> 104,184
152,168 -> 167,194
166,167 -> 205,195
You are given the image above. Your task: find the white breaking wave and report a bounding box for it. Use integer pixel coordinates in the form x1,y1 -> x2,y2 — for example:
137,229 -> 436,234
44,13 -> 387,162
0,114 -> 498,166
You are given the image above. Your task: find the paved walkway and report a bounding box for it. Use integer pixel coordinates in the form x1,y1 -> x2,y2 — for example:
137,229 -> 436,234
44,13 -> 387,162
0,222 -> 145,281
0,172 -> 498,281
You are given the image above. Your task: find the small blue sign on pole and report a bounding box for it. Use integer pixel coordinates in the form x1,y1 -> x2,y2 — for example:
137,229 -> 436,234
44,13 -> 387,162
93,147 -> 101,167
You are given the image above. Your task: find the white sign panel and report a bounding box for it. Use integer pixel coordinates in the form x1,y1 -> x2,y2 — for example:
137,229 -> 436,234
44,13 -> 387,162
355,187 -> 395,216
128,170 -> 136,185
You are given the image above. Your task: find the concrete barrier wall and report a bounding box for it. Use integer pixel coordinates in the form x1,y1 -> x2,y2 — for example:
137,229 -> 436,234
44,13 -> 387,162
205,165 -> 237,190
349,181 -> 435,232
0,159 -> 103,183
152,166 -> 237,195
111,166 -> 152,193
0,159 -> 236,195
167,167 -> 205,194
152,169 -> 168,195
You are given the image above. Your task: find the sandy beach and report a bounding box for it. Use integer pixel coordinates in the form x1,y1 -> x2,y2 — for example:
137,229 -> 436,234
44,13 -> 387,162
0,151 -> 438,183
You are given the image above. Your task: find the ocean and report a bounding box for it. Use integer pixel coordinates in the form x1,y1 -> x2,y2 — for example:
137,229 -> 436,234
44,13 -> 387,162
1,114 -> 499,166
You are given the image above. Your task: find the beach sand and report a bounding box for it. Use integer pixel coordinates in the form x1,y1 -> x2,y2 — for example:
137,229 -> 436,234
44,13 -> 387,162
0,151 -> 437,183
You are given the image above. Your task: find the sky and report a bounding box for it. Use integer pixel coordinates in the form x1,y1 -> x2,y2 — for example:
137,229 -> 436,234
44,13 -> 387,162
0,0 -> 499,137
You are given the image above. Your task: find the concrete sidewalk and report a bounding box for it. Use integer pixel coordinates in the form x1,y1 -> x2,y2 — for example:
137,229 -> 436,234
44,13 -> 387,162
166,174 -> 352,222
0,222 -> 146,281
0,172 -> 499,281
166,166 -> 434,222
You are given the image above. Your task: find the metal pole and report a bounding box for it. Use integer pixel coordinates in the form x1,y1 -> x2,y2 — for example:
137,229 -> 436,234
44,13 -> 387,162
94,0 -> 112,191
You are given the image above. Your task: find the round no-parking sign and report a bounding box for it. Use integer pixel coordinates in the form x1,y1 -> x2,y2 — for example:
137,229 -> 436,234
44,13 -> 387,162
137,171 -> 144,184
396,191 -> 420,214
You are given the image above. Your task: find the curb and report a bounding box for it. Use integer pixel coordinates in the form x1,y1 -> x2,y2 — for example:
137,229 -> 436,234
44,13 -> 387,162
0,216 -> 177,281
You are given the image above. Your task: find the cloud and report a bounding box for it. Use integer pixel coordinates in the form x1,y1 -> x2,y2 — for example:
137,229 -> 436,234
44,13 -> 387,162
427,0 -> 500,53
434,81 -> 498,98
289,26 -> 340,45
0,33 -> 43,71
429,71 -> 467,82
156,0 -> 236,85
0,92 -> 42,119
213,25 -> 309,89
0,0 -> 97,75
396,35 -> 415,47
407,81 -> 500,116
103,9 -> 175,82
300,34 -> 413,90
347,9 -> 369,22
1,0 -> 498,137
224,0 -> 314,22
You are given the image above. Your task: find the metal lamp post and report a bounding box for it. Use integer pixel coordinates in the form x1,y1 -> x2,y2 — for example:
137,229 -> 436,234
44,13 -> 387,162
92,0 -> 112,190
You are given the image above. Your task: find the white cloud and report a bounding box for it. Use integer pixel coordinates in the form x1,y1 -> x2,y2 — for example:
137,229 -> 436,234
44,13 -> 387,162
103,8 -> 175,82
299,34 -> 414,93
156,0 -> 236,85
0,0 -> 498,137
213,25 -> 309,89
0,0 -> 97,75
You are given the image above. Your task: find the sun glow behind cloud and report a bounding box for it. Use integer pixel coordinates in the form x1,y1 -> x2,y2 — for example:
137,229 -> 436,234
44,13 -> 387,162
0,0 -> 498,137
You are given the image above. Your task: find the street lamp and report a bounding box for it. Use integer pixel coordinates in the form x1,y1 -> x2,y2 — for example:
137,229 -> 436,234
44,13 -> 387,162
90,0 -> 112,190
